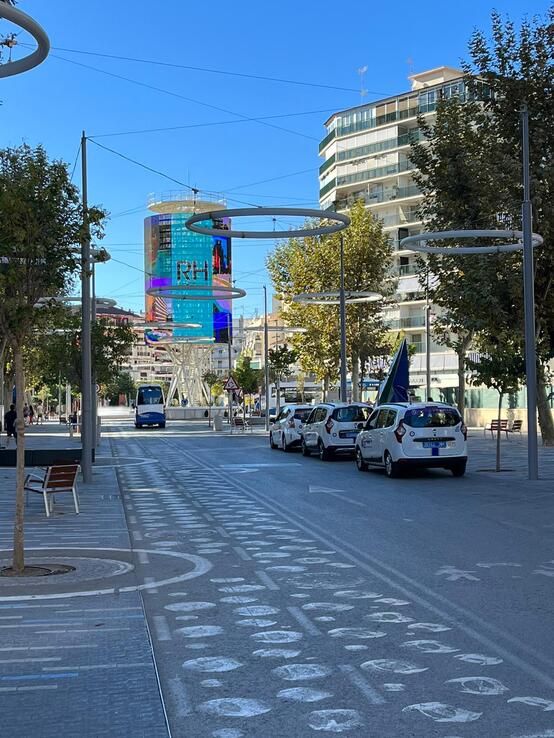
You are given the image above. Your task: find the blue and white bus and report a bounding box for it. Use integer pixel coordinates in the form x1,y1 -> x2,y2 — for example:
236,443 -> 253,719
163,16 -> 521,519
134,384 -> 166,428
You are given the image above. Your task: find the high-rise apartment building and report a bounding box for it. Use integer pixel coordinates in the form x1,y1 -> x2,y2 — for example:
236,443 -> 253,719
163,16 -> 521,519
318,66 -> 467,399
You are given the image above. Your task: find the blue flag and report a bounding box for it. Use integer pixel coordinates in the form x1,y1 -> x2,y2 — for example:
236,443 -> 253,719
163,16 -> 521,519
377,338 -> 410,404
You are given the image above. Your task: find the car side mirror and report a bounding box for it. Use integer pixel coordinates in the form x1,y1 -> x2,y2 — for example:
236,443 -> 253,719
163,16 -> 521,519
131,402 -> 136,409
357,422 -> 364,430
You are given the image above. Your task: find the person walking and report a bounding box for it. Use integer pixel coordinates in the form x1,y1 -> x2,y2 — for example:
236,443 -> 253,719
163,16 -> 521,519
4,404 -> 17,448
37,401 -> 44,424
28,404 -> 35,425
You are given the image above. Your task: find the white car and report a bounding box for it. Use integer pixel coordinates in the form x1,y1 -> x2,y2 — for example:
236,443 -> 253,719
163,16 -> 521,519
301,402 -> 372,460
355,402 -> 467,478
270,405 -> 313,452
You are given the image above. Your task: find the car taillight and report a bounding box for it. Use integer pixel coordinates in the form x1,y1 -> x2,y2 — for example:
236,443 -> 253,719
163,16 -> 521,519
460,422 -> 467,440
394,421 -> 406,443
287,418 -> 295,429
325,417 -> 334,434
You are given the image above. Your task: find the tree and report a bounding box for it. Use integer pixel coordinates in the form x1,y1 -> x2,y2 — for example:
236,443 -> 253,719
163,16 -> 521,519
233,354 -> 262,407
0,143 -> 105,575
466,334 -> 525,471
410,8 -> 554,440
32,311 -> 134,393
103,371 -> 136,406
464,8 -> 554,444
267,201 -> 394,400
268,344 -> 298,411
202,370 -> 219,425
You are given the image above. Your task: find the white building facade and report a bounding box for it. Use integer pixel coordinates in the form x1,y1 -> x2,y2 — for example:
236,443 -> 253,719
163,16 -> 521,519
318,67 -> 466,401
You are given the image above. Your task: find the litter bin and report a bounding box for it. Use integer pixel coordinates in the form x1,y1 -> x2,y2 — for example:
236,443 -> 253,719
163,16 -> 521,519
213,415 -> 223,431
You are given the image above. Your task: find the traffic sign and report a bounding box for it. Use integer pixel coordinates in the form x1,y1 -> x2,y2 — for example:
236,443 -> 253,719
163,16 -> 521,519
224,376 -> 240,392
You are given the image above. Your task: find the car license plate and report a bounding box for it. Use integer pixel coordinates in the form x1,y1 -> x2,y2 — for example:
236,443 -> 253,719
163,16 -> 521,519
423,441 -> 447,448
343,432 -> 359,439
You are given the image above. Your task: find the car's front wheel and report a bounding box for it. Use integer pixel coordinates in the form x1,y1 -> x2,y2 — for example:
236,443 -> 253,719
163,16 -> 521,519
301,439 -> 311,457
355,447 -> 368,472
384,451 -> 400,478
281,434 -> 290,452
270,433 -> 278,449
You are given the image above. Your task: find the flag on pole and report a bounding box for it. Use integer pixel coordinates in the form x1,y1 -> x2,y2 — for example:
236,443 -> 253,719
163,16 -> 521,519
377,338 -> 410,404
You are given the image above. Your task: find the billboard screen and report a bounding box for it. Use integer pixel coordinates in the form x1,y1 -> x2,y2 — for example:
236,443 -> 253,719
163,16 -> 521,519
145,213 -> 232,343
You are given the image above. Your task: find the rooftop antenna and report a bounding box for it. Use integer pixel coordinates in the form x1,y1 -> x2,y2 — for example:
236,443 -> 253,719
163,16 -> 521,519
407,57 -> 414,75
357,66 -> 368,103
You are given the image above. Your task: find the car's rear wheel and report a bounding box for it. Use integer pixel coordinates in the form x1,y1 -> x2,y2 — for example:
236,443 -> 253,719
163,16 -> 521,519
355,448 -> 368,472
450,461 -> 466,477
384,451 -> 400,478
270,432 -> 278,449
318,439 -> 332,461
159,423 -> 166,428
301,439 -> 311,457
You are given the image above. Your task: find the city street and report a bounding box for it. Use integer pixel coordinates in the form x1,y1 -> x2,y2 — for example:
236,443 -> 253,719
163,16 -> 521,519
110,420 -> 553,737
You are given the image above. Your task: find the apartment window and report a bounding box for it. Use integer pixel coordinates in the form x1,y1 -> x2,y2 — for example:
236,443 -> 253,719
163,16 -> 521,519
442,81 -> 463,99
418,90 -> 437,112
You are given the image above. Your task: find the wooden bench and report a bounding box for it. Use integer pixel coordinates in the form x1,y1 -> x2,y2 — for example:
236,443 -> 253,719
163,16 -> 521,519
231,416 -> 251,433
24,464 -> 80,517
484,419 -> 508,437
506,419 -> 523,437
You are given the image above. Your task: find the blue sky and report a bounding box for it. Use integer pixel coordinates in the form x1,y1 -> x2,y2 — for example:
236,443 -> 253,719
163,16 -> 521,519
2,0 -> 549,319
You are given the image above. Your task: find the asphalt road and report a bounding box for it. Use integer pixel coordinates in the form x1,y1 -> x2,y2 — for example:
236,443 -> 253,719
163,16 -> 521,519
110,420 -> 554,738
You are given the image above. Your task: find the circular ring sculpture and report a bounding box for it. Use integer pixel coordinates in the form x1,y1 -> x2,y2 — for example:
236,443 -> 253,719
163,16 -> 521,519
139,322 -> 202,330
186,207 -> 350,239
400,229 -> 543,255
37,296 -> 117,308
293,290 -> 382,306
148,336 -> 215,345
244,325 -> 307,333
0,4 -> 50,78
146,284 -> 246,301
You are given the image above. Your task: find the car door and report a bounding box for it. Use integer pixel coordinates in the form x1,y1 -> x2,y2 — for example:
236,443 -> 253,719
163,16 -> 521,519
273,407 -> 288,443
379,409 -> 397,460
373,409 -> 391,462
305,407 -> 326,447
358,409 -> 380,461
302,407 -> 319,447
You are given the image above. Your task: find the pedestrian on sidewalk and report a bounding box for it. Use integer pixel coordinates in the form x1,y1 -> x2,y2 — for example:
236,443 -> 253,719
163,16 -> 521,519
37,401 -> 44,424
29,404 -> 35,425
4,404 -> 17,448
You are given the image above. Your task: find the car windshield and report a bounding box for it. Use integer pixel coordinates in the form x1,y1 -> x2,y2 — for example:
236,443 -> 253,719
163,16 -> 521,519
294,408 -> 312,421
403,407 -> 461,428
333,405 -> 370,422
138,387 -> 163,405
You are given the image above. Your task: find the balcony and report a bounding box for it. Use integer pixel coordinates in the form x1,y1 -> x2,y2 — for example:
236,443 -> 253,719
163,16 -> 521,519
319,178 -> 337,198
387,316 -> 426,329
336,129 -> 423,164
336,160 -> 414,189
319,154 -> 336,176
335,106 -> 420,138
397,263 -> 420,276
334,185 -> 421,211
319,128 -> 337,153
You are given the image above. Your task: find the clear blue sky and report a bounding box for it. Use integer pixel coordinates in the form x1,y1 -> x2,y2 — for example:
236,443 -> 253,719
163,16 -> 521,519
2,0 -> 549,319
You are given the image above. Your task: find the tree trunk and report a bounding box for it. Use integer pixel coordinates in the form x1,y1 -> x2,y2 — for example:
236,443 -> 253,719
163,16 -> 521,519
351,355 -> 360,402
537,374 -> 554,446
13,346 -> 25,574
456,332 -> 473,418
495,391 -> 503,473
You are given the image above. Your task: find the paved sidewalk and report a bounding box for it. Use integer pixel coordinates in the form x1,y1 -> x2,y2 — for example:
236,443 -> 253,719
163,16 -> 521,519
0,426 -> 169,738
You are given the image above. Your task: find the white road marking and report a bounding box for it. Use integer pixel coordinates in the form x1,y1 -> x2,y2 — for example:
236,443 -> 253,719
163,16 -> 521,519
339,664 -> 386,705
287,606 -> 322,636
153,615 -> 172,641
308,485 -> 367,508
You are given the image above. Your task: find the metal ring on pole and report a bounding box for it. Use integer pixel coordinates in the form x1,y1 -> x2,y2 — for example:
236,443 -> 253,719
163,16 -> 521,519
244,325 -> 307,333
148,336 -> 215,345
293,290 -> 382,305
186,207 -> 350,239
139,322 -> 202,330
36,296 -> 117,308
400,229 -> 543,255
0,4 -> 49,78
146,284 -> 246,301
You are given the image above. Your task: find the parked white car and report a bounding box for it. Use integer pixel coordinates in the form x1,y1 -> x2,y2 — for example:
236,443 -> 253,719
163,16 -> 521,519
355,402 -> 467,478
301,402 -> 372,460
270,405 -> 313,452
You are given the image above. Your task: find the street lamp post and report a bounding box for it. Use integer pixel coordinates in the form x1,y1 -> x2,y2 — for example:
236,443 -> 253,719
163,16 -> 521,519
520,104 -> 538,481
339,233 -> 348,403
263,285 -> 270,432
227,311 -> 232,425
80,131 -> 93,483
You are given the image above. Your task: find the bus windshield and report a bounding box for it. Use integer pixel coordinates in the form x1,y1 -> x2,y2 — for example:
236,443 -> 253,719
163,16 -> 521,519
137,387 -> 163,406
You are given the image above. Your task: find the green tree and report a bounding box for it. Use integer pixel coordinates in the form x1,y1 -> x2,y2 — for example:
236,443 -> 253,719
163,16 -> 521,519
464,8 -> 554,444
32,311 -> 134,392
267,201 -> 394,400
268,343 -> 298,411
104,371 -> 136,405
466,334 -> 525,471
233,354 -> 262,406
202,370 -> 219,425
0,143 -> 105,575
